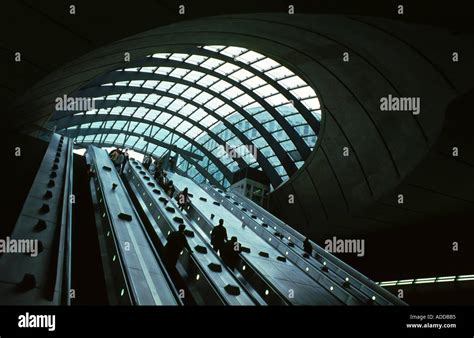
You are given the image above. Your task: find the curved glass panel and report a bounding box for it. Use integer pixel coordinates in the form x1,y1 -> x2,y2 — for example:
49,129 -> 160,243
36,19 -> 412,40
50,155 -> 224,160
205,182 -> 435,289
53,45 -> 321,189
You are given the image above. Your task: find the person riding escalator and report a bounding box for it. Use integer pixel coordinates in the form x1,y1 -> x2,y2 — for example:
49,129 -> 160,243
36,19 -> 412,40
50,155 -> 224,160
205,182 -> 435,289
164,224 -> 193,268
220,236 -> 241,271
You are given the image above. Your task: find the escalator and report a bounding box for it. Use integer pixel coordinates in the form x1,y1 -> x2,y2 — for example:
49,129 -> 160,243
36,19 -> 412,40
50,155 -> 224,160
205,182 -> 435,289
87,146 -> 181,305
123,159 -> 263,305
167,172 -> 344,305
201,182 -> 406,306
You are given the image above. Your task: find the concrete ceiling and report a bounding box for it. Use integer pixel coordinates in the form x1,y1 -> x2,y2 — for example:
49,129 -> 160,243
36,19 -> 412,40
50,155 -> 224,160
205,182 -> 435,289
2,0 -> 473,129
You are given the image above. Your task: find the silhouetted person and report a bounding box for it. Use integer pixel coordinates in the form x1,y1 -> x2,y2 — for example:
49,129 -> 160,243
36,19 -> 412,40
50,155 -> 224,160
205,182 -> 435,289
211,219 -> 228,255
168,157 -> 175,172
113,149 -> 124,172
142,155 -> 152,170
121,148 -> 129,173
109,148 -> 120,159
221,236 -> 241,270
166,180 -> 175,197
158,172 -> 168,188
303,237 -> 313,257
154,159 -> 162,176
176,187 -> 190,211
164,224 -> 192,268
153,165 -> 162,182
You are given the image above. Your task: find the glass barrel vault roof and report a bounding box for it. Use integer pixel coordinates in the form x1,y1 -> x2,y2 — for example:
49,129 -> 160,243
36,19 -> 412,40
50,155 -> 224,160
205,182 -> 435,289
52,45 -> 322,189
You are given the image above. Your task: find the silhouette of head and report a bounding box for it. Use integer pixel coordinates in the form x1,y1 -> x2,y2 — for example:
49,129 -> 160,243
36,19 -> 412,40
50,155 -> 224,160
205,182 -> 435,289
218,219 -> 224,226
230,236 -> 237,243
179,224 -> 186,232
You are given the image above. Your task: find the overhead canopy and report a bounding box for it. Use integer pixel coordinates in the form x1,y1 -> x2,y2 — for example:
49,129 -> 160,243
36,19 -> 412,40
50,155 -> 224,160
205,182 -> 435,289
52,45 -> 322,189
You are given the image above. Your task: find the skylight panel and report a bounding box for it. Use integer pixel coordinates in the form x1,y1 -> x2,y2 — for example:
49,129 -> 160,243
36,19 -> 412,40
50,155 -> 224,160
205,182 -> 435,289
251,58 -> 279,72
168,53 -> 189,62
229,68 -> 253,82
220,46 -> 248,58
235,50 -> 265,64
200,58 -> 225,70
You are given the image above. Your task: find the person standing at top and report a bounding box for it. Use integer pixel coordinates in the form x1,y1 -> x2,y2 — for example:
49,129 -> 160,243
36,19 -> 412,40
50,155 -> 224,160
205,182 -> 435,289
121,148 -> 129,174
142,155 -> 152,170
153,164 -> 162,182
113,149 -> 124,172
109,148 -> 120,162
166,180 -> 176,197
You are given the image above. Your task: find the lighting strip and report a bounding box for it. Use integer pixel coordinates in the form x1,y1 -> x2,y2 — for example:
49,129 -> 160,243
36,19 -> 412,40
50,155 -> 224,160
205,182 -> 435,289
377,274 -> 474,286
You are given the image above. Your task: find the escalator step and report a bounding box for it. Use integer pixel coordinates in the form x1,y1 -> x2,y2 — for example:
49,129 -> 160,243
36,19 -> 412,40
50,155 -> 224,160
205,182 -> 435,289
36,241 -> 44,254
184,230 -> 195,238
34,220 -> 47,232
277,256 -> 287,262
173,216 -> 184,223
102,166 -> 112,172
224,284 -> 240,296
118,213 -> 132,221
17,274 -> 36,292
194,245 -> 207,254
152,189 -> 161,195
199,197 -> 207,202
165,206 -> 175,213
258,251 -> 269,258
212,201 -> 220,206
241,246 -> 251,253
39,204 -> 50,214
208,262 -> 222,272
